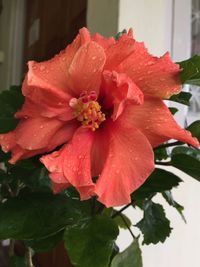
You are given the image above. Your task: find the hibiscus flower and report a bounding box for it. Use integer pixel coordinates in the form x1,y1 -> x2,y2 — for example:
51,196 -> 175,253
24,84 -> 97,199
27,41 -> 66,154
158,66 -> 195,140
0,28 -> 199,207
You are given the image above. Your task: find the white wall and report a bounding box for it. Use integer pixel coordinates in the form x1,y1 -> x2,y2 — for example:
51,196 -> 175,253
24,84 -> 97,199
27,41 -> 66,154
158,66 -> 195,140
87,0 -> 119,37
0,0 -> 25,91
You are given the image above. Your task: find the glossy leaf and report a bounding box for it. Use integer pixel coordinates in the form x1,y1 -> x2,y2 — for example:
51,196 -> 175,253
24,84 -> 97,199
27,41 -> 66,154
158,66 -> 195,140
0,148 -> 10,162
0,192 -> 90,240
64,215 -> 119,267
178,55 -> 200,85
0,86 -> 24,133
186,120 -> 200,142
114,213 -> 132,229
169,92 -> 192,106
136,201 -> 172,244
115,29 -> 127,40
162,191 -> 186,222
0,169 -> 8,181
169,107 -> 179,115
132,168 -> 182,200
111,240 -> 142,267
171,147 -> 200,181
21,167 -> 51,192
154,147 -> 168,161
25,230 -> 64,253
0,117 -> 18,133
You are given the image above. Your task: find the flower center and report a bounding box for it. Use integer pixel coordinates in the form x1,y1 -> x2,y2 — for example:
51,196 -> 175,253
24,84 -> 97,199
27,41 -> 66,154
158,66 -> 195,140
69,91 -> 106,131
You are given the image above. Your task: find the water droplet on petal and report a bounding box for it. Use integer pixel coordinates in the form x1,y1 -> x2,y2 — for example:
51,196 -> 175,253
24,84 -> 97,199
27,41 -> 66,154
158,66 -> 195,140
73,167 -> 77,172
40,65 -> 46,71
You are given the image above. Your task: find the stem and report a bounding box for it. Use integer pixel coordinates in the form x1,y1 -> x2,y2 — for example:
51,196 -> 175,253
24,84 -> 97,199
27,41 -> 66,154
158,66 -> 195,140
119,214 -> 136,239
155,161 -> 171,166
154,141 -> 182,150
26,247 -> 35,267
8,239 -> 15,257
112,203 -> 133,219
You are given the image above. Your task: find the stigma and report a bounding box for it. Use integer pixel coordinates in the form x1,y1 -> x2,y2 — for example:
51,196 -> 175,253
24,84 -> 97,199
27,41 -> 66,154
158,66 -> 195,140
69,91 -> 106,131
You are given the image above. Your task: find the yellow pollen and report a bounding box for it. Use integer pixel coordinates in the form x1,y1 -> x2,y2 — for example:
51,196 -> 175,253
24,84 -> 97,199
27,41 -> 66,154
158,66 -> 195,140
70,94 -> 106,131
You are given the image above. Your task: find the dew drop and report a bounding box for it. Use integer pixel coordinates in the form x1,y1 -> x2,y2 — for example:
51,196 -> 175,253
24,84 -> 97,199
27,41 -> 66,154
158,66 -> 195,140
40,65 -> 46,71
73,167 -> 77,172
116,169 -> 120,174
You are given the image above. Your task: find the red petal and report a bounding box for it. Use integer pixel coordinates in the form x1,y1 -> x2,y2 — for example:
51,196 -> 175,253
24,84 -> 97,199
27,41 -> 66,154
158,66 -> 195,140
16,97 -> 73,122
41,128 -> 95,200
24,28 -> 90,94
104,35 -> 135,71
52,182 -> 71,194
95,119 -> 154,207
0,132 -> 16,153
102,70 -> 144,120
22,74 -> 73,121
21,28 -> 91,121
66,41 -> 106,96
92,33 -> 116,49
117,42 -> 181,98
123,96 -> 200,148
15,117 -> 64,150
46,121 -> 78,151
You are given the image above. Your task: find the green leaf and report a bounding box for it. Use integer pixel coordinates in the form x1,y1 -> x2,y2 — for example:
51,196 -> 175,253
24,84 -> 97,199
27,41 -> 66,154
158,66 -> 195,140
132,168 -> 182,200
0,169 -> 8,181
136,201 -> 172,244
178,55 -> 200,85
115,29 -> 127,40
9,255 -> 26,267
169,107 -> 179,115
111,239 -> 142,267
172,146 -> 200,160
154,147 -> 168,161
0,86 -> 24,133
0,86 -> 24,113
64,215 -> 119,267
110,243 -> 120,263
25,230 -> 64,253
169,92 -> 192,106
171,147 -> 200,181
0,192 -> 90,240
0,148 -> 10,162
114,213 -> 132,229
162,191 -> 186,222
186,120 -> 200,142
0,117 -> 19,133
21,167 -> 52,192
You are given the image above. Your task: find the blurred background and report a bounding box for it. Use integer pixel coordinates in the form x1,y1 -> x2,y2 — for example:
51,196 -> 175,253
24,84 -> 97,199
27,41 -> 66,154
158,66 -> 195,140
0,0 -> 199,266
